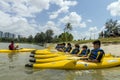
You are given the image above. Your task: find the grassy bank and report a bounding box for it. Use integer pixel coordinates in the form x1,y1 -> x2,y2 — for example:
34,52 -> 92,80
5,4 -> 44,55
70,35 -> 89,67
71,37 -> 120,44
46,37 -> 120,48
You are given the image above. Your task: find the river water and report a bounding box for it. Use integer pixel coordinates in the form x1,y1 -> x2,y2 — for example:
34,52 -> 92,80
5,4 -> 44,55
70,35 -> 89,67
0,43 -> 120,80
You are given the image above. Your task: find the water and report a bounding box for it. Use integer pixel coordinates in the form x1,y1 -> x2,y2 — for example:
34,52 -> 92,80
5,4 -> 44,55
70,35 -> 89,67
0,43 -> 120,80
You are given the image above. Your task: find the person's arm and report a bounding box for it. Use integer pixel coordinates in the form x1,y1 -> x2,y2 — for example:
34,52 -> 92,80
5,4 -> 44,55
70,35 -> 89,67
77,50 -> 82,56
87,59 -> 99,62
96,50 -> 105,62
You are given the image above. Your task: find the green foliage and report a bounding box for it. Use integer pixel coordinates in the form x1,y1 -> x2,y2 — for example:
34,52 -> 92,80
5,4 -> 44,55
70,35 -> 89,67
27,35 -> 34,43
45,29 -> 54,43
34,32 -> 46,43
63,22 -> 73,41
0,25 -> 73,43
64,23 -> 72,32
100,19 -> 120,38
52,35 -> 60,43
58,32 -> 73,42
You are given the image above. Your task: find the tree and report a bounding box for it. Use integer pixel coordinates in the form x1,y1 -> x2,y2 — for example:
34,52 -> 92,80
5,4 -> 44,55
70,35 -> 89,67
45,29 -> 54,43
27,35 -> 33,43
64,22 -> 72,41
64,23 -> 72,32
105,19 -> 120,37
34,33 -> 40,43
34,32 -> 46,43
52,35 -> 59,43
58,32 -> 73,42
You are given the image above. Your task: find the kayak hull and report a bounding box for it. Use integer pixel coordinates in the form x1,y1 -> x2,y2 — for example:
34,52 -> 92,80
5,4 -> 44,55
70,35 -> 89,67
27,57 -> 120,70
0,48 -> 36,53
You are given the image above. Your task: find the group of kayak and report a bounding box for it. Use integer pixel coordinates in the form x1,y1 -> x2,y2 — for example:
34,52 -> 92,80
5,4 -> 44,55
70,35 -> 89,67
55,40 -> 104,63
25,40 -> 120,70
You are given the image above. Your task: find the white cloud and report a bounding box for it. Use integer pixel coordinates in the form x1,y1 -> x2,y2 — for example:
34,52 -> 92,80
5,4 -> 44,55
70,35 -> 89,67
41,21 -> 62,35
87,19 -> 92,23
51,0 -> 77,7
0,14 -> 38,37
49,0 -> 77,19
49,6 -> 69,19
0,11 -> 12,27
0,0 -> 52,37
60,12 -> 86,28
107,0 -> 120,16
89,26 -> 98,32
0,0 -> 51,17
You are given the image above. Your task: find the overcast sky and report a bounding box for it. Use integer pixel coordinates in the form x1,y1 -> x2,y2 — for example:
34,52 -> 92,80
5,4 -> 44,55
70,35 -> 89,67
0,0 -> 120,40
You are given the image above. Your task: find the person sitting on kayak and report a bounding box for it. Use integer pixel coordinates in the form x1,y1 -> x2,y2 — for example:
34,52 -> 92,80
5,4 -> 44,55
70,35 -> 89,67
77,45 -> 90,57
70,44 -> 80,55
81,40 -> 105,62
56,43 -> 66,52
64,43 -> 72,53
9,41 -> 18,50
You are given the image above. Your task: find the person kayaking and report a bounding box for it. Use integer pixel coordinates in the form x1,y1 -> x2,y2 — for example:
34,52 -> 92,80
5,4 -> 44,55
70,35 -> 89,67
64,43 -> 72,53
70,44 -> 80,55
55,43 -> 66,52
8,41 -> 19,50
77,45 -> 90,57
81,40 -> 105,62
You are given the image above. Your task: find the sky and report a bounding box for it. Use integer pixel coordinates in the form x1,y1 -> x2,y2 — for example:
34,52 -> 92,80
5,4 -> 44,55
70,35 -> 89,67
0,0 -> 120,40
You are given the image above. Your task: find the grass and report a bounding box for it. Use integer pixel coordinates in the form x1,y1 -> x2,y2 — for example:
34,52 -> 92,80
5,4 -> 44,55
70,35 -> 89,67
71,37 -> 120,44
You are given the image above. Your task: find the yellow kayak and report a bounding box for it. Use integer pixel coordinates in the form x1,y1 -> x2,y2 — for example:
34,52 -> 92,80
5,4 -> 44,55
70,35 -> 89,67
30,53 -> 113,59
29,55 -> 69,63
25,57 -> 120,70
26,60 -> 76,69
30,53 -> 61,59
29,53 -> 113,63
0,48 -> 36,53
31,49 -> 63,55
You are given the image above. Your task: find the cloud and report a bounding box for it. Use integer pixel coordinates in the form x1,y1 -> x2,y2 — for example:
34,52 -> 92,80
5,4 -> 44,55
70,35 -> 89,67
89,26 -> 98,32
60,12 -> 86,28
0,14 -> 38,36
49,0 -> 77,19
87,19 -> 92,23
0,0 -> 52,37
107,0 -> 120,16
41,21 -> 62,35
0,0 -> 51,17
49,6 -> 69,19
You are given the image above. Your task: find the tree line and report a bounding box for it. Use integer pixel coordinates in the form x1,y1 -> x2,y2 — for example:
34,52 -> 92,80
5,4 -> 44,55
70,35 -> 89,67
0,23 -> 74,44
99,19 -> 120,38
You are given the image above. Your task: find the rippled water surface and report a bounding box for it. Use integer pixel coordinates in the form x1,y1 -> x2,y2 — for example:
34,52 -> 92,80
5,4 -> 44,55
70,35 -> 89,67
0,43 -> 120,80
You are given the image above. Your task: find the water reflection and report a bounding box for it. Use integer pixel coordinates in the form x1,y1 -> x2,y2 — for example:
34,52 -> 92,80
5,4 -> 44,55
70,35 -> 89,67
64,70 -> 105,80
8,52 -> 18,69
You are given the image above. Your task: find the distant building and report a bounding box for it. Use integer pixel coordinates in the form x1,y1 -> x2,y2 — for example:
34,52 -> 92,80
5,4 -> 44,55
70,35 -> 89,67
18,35 -> 22,39
0,31 -> 3,38
4,32 -> 9,38
4,32 -> 15,39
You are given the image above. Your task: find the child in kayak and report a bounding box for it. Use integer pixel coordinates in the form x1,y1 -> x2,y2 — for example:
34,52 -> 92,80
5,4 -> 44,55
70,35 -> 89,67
70,44 -> 80,55
55,43 -> 66,52
64,43 -> 72,53
81,40 -> 105,62
77,45 -> 90,57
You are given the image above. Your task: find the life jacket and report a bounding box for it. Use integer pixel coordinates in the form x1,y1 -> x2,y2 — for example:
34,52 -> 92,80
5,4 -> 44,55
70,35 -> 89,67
62,46 -> 66,51
9,44 -> 14,50
88,48 -> 103,60
64,46 -> 72,52
71,48 -> 79,54
78,49 -> 90,56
